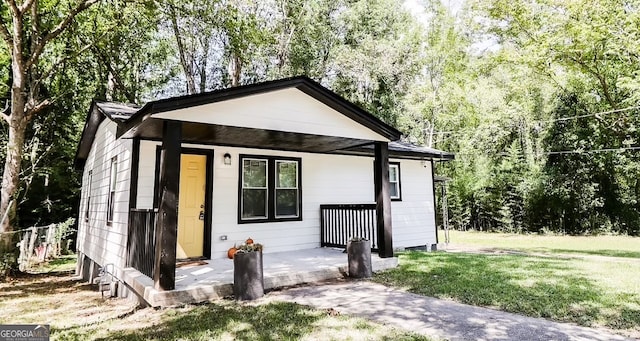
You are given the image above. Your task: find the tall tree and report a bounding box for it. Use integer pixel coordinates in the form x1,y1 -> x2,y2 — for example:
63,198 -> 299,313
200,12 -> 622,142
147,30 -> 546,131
400,0 -> 470,145
330,0 -> 423,125
473,0 -> 640,109
11,0 -> 171,229
160,0 -> 221,94
0,0 -> 100,255
429,0 -> 640,235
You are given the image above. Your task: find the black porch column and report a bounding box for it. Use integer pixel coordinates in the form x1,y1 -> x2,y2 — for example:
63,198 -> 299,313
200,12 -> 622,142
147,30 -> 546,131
126,138 -> 140,267
153,121 -> 181,291
374,141 -> 393,258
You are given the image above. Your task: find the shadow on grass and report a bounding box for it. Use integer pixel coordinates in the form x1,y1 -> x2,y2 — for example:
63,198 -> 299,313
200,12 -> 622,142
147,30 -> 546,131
88,301 -> 323,341
546,249 -> 640,259
374,252 -> 640,331
0,273 -> 93,300
28,254 -> 78,274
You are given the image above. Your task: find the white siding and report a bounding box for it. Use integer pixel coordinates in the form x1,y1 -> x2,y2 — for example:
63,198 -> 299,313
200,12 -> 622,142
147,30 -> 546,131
77,119 -> 132,278
137,140 -> 158,209
152,88 -> 388,142
136,143 -> 437,259
390,160 -> 437,248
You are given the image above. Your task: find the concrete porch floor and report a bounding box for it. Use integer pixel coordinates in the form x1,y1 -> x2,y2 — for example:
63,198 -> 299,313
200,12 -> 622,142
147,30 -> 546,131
122,247 -> 398,307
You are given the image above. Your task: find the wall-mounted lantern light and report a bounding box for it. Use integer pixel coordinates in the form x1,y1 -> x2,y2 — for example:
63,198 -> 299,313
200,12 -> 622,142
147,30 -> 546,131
223,153 -> 232,165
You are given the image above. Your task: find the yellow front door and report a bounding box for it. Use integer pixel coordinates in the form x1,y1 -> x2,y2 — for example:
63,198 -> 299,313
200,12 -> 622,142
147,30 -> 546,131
176,154 -> 207,259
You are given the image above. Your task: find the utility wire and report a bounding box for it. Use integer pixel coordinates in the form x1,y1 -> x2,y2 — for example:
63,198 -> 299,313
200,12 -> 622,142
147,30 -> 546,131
540,105 -> 640,123
454,145 -> 640,156
429,105 -> 640,136
545,146 -> 640,155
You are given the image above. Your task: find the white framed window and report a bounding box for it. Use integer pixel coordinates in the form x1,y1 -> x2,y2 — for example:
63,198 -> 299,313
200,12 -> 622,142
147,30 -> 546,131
241,158 -> 268,220
389,162 -> 401,201
107,157 -> 117,224
275,160 -> 299,218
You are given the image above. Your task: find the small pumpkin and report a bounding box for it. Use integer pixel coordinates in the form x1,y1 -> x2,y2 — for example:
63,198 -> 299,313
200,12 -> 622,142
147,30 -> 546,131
245,237 -> 254,245
227,246 -> 238,259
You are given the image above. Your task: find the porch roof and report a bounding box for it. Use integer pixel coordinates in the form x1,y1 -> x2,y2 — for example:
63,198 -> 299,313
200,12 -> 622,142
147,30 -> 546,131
344,140 -> 454,161
74,77 -> 454,169
118,77 -> 400,140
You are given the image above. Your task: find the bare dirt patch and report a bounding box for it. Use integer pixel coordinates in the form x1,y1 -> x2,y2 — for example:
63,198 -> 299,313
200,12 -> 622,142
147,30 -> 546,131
0,272 -> 432,340
0,273 -> 138,328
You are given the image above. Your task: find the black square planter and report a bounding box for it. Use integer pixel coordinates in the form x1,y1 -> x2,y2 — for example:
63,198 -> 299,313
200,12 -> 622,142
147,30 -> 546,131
347,240 -> 372,278
233,251 -> 264,300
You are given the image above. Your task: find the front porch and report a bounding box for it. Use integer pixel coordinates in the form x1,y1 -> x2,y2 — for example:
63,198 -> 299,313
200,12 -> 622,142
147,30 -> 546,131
122,247 -> 398,307
121,78 -> 401,291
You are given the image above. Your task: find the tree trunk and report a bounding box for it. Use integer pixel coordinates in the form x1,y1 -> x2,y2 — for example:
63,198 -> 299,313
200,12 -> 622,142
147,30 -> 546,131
169,7 -> 197,95
0,0 -> 99,277
199,38 -> 209,93
1,92 -> 27,237
229,53 -> 242,87
0,62 -> 27,269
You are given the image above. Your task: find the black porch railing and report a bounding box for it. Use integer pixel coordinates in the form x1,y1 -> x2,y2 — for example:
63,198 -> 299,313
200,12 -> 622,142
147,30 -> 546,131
126,209 -> 157,278
320,204 -> 378,251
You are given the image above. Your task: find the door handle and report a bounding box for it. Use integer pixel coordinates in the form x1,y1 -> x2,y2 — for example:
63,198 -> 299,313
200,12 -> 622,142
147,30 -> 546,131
199,211 -> 205,220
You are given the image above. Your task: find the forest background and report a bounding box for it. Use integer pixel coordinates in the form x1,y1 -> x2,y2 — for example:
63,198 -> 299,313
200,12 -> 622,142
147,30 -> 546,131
1,0 -> 639,238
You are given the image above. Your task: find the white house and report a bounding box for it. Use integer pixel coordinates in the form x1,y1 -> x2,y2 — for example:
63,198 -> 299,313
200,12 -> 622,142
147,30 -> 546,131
74,76 -> 453,293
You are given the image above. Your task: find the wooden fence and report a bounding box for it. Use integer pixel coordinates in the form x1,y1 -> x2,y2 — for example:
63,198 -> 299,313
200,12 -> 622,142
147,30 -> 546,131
17,220 -> 74,271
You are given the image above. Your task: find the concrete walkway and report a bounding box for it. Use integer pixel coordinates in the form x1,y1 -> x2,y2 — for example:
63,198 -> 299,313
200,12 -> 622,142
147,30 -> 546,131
268,280 -> 634,341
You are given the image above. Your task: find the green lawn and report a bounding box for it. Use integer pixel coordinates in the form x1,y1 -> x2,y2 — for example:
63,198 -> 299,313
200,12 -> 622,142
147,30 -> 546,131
28,254 -> 78,273
375,231 -> 640,338
0,273 -> 431,341
439,230 -> 640,258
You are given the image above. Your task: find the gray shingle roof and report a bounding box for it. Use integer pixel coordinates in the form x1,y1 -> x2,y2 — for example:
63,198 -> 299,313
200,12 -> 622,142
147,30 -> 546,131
95,101 -> 140,122
389,141 -> 454,159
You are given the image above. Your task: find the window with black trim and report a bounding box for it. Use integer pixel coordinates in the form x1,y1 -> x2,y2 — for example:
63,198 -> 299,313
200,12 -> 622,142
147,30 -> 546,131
85,170 -> 92,221
389,162 -> 401,201
107,157 -> 117,224
239,155 -> 301,223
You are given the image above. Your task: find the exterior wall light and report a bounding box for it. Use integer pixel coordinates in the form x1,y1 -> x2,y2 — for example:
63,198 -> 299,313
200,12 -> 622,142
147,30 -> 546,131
224,153 -> 232,165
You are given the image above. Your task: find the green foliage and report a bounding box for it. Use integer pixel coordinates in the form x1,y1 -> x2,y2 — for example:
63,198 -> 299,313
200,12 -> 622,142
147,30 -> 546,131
2,0 -> 639,238
55,218 -> 76,243
77,1 -> 173,102
15,107 -> 83,227
157,0 -> 422,124
0,233 -> 19,281
422,0 -> 640,235
1,0 -> 171,229
329,0 -> 424,125
532,90 -> 640,235
271,0 -> 341,79
236,242 -> 263,253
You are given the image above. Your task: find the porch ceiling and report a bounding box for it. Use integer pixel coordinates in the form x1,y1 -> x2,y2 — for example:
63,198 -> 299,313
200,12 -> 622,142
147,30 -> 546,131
122,118 -> 374,153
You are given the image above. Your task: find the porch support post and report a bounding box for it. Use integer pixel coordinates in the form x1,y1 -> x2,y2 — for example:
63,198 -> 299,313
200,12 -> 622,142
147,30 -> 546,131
126,138 -> 140,267
153,121 -> 181,291
374,141 -> 393,258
